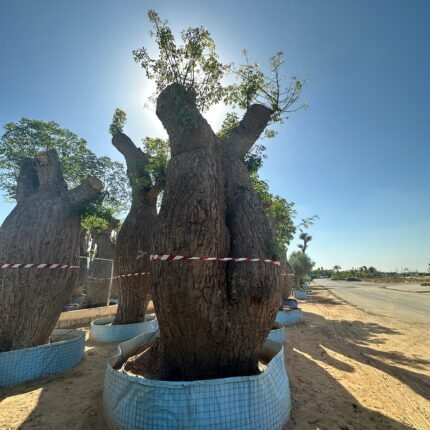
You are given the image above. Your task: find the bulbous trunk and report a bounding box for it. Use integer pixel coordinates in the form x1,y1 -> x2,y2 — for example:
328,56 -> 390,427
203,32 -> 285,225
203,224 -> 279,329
113,200 -> 155,324
0,150 -> 102,351
111,133 -> 159,325
150,84 -> 281,380
280,258 -> 294,301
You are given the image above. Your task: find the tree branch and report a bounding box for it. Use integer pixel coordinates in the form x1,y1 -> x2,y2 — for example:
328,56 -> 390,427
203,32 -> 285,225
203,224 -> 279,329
223,104 -> 272,158
69,176 -> 103,207
112,133 -> 149,172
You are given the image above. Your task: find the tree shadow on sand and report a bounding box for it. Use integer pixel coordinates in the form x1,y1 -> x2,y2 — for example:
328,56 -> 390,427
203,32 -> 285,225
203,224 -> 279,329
283,298 -> 430,429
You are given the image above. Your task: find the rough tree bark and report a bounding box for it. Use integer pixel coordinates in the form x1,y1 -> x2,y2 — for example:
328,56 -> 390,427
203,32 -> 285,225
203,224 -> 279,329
150,84 -> 281,380
111,133 -> 160,325
280,258 -> 294,302
0,150 -> 102,351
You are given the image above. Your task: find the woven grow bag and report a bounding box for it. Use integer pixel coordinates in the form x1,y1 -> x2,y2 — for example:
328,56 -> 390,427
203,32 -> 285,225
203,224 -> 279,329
0,328 -> 85,387
293,289 -> 307,300
275,309 -> 304,326
103,331 -> 291,430
268,325 -> 285,344
90,314 -> 158,343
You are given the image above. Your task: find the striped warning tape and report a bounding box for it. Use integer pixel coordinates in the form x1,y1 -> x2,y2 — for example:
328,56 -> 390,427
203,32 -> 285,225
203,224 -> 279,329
88,272 -> 150,281
1,263 -> 80,269
150,254 -> 280,266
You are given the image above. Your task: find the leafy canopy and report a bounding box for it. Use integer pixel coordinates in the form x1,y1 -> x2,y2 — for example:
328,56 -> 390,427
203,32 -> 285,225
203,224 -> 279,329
0,118 -> 130,229
289,251 -> 315,280
250,174 -> 296,257
133,11 -> 227,112
109,108 -> 127,135
134,10 -> 306,126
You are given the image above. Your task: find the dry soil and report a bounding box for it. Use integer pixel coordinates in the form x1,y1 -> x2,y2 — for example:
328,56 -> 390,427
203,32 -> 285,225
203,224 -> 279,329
0,287 -> 429,429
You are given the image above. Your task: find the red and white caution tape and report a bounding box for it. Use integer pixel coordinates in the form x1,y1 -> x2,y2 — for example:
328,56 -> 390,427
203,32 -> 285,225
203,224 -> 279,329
1,263 -> 80,269
150,254 -> 280,266
88,272 -> 150,281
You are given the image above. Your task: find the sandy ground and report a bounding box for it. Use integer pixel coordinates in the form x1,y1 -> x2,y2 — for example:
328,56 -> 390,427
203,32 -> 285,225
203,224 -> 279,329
1,287 -> 429,429
285,286 -> 430,430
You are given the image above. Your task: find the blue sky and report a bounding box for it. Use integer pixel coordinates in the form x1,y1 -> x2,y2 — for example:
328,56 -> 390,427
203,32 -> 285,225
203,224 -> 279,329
0,0 -> 429,272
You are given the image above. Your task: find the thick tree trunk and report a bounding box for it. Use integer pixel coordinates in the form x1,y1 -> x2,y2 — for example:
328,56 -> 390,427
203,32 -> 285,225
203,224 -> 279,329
280,257 -> 293,302
111,133 -> 158,325
0,150 -> 102,351
149,84 -> 281,380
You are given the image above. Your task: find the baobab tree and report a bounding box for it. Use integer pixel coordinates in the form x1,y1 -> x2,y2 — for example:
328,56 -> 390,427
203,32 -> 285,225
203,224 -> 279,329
127,11 -> 305,380
109,109 -> 168,324
0,150 -> 102,351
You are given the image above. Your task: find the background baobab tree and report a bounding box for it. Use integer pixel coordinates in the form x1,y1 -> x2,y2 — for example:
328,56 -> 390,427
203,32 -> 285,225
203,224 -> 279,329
126,11 -> 305,380
0,150 -> 102,351
109,109 -> 169,324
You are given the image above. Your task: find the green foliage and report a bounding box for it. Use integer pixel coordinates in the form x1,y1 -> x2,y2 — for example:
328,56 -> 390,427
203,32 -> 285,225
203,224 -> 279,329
81,214 -> 110,233
0,118 -> 130,227
133,10 -> 228,112
143,137 -> 170,189
312,267 -> 334,278
251,174 -> 296,257
216,112 -> 240,139
0,118 -> 91,201
331,266 -> 381,280
289,251 -> 315,281
109,108 -> 127,135
89,156 -> 130,214
421,282 -> 430,286
127,136 -> 170,193
225,50 -> 307,134
134,11 -> 306,129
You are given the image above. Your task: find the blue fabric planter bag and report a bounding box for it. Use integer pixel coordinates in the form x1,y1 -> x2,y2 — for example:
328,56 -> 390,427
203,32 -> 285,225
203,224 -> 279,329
293,289 -> 307,300
103,331 -> 292,429
0,328 -> 85,387
268,327 -> 284,344
90,314 -> 158,343
275,309 -> 304,326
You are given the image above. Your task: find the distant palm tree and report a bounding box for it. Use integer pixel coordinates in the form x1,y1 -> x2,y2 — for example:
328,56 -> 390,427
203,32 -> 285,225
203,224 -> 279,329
333,265 -> 341,272
298,231 -> 312,253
